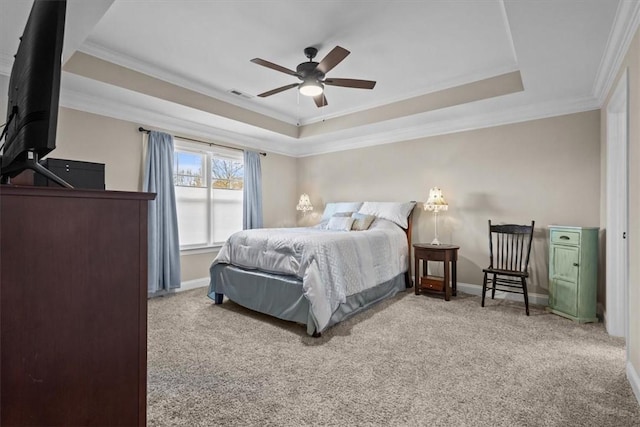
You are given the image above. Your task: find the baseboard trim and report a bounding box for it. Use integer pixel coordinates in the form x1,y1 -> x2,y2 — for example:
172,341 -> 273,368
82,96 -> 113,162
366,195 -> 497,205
148,277 -> 209,299
456,281 -> 549,306
178,277 -> 209,292
627,361 -> 640,406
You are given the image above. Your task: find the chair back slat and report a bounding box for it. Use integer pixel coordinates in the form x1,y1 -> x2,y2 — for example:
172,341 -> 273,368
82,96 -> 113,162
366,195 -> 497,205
487,220 -> 535,273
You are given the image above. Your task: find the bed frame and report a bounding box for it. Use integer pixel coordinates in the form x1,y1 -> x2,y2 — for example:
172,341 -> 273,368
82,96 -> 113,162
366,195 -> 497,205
211,204 -> 416,336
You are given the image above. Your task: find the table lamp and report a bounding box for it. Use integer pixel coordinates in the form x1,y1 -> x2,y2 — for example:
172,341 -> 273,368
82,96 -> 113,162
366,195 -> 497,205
424,187 -> 448,245
296,193 -> 313,215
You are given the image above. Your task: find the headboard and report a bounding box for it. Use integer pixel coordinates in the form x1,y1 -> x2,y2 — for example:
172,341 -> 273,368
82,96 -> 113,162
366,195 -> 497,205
404,202 -> 416,287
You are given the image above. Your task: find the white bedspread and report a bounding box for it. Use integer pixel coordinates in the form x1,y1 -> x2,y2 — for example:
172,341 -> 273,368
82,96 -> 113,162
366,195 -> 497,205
212,219 -> 408,332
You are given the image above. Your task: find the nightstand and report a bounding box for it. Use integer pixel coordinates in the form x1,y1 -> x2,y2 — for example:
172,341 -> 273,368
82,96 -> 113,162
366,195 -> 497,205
413,244 -> 459,301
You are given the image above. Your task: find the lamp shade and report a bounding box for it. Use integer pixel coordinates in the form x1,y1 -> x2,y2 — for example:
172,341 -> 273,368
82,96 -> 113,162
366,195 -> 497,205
296,193 -> 313,213
299,80 -> 323,97
424,187 -> 448,212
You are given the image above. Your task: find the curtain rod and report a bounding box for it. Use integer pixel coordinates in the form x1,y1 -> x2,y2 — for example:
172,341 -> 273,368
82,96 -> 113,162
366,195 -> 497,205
138,127 -> 266,157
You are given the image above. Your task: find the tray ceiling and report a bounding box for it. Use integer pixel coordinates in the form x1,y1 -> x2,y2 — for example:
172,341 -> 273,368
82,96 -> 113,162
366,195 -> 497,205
0,0 -> 633,156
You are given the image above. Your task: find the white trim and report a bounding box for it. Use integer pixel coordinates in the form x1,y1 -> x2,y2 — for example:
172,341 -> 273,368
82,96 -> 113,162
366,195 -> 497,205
59,87 -> 296,157
81,41 -> 518,129
61,79 -> 599,158
605,69 -> 629,339
60,74 -> 600,159
296,97 -> 599,157
178,277 -> 210,292
425,281 -> 550,306
78,42 -> 296,125
148,277 -> 209,299
627,362 -> 640,406
175,279 -> 553,305
593,0 -> 640,105
298,65 -> 520,126
457,282 -> 549,306
180,246 -> 221,255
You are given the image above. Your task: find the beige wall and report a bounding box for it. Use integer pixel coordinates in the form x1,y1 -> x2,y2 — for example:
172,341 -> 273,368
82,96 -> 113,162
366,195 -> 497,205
0,91 -> 603,298
262,150 -> 298,229
53,107 -> 298,283
601,27 -> 640,375
56,108 -> 143,191
297,110 -> 601,295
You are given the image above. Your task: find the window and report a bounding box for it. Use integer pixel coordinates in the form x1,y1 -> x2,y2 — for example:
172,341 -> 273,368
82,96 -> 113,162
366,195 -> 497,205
173,139 -> 244,249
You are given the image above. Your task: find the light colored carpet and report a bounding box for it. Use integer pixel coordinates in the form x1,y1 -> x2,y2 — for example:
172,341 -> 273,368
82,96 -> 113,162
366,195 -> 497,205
147,289 -> 640,426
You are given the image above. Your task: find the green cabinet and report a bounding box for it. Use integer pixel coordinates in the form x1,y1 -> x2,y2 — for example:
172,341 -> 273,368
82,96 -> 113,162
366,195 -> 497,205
548,226 -> 599,323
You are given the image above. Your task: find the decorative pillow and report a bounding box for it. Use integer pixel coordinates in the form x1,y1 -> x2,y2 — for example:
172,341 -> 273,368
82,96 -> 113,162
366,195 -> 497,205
351,213 -> 376,231
326,216 -> 355,231
332,211 -> 354,217
357,201 -> 416,229
321,202 -> 363,220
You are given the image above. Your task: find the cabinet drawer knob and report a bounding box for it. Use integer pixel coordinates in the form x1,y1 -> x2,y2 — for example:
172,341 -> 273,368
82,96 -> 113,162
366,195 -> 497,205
573,263 -> 579,267
560,236 -> 570,240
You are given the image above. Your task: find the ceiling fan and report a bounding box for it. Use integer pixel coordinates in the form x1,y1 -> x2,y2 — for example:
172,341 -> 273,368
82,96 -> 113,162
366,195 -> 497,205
250,46 -> 376,108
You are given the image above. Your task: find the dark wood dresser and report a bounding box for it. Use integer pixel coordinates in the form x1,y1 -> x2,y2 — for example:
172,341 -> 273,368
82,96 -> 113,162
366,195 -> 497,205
0,185 -> 154,426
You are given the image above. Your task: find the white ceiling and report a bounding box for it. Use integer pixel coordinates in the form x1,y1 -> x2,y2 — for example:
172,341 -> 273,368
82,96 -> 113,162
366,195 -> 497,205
1,0 -> 637,156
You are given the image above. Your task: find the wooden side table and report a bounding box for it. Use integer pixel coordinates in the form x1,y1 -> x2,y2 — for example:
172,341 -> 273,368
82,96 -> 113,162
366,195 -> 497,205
413,244 -> 460,301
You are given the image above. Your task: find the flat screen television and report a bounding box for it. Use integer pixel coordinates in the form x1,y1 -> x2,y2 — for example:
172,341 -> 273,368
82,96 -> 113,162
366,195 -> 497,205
0,0 -> 72,188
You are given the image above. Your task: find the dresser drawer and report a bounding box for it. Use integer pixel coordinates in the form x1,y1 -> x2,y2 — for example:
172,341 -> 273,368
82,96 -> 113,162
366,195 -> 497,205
420,276 -> 444,292
550,229 -> 580,246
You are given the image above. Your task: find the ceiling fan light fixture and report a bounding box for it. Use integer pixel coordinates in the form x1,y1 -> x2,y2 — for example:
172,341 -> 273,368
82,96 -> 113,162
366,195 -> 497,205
299,79 -> 323,97
252,46 -> 375,107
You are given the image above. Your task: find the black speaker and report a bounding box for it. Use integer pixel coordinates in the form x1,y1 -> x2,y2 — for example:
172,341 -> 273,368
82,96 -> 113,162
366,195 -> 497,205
34,158 -> 105,190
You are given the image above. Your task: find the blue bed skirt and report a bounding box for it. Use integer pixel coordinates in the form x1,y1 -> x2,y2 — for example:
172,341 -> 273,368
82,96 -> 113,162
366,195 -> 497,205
208,263 -> 407,335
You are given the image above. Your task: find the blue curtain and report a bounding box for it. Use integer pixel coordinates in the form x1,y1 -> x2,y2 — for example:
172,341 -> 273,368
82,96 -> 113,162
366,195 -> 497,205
243,150 -> 263,229
143,131 -> 181,293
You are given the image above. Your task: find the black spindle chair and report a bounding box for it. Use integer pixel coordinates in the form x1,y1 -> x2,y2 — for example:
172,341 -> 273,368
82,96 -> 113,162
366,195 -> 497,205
481,220 -> 535,315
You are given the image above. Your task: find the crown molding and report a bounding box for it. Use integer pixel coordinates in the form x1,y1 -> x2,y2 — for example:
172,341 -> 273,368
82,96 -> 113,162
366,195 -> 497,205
59,86 -> 295,157
593,0 -> 640,105
78,41 -> 297,125
295,96 -> 600,157
80,43 -> 522,131
60,74 -> 599,159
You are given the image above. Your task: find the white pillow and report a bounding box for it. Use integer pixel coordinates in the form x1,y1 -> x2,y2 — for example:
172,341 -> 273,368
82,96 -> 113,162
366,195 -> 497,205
351,213 -> 376,231
358,201 -> 416,229
327,216 -> 355,231
321,202 -> 363,220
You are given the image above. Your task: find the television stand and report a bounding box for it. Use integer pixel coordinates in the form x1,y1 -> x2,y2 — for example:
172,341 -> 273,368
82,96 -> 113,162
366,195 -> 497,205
1,186 -> 154,425
0,152 -> 73,188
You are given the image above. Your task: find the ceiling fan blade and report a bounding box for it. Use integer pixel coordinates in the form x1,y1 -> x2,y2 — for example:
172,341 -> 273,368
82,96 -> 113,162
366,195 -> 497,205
316,46 -> 350,74
257,83 -> 299,97
313,93 -> 328,108
251,58 -> 299,76
324,78 -> 376,89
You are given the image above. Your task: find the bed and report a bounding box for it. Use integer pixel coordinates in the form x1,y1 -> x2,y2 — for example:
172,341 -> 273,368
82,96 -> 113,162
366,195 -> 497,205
208,201 -> 416,336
